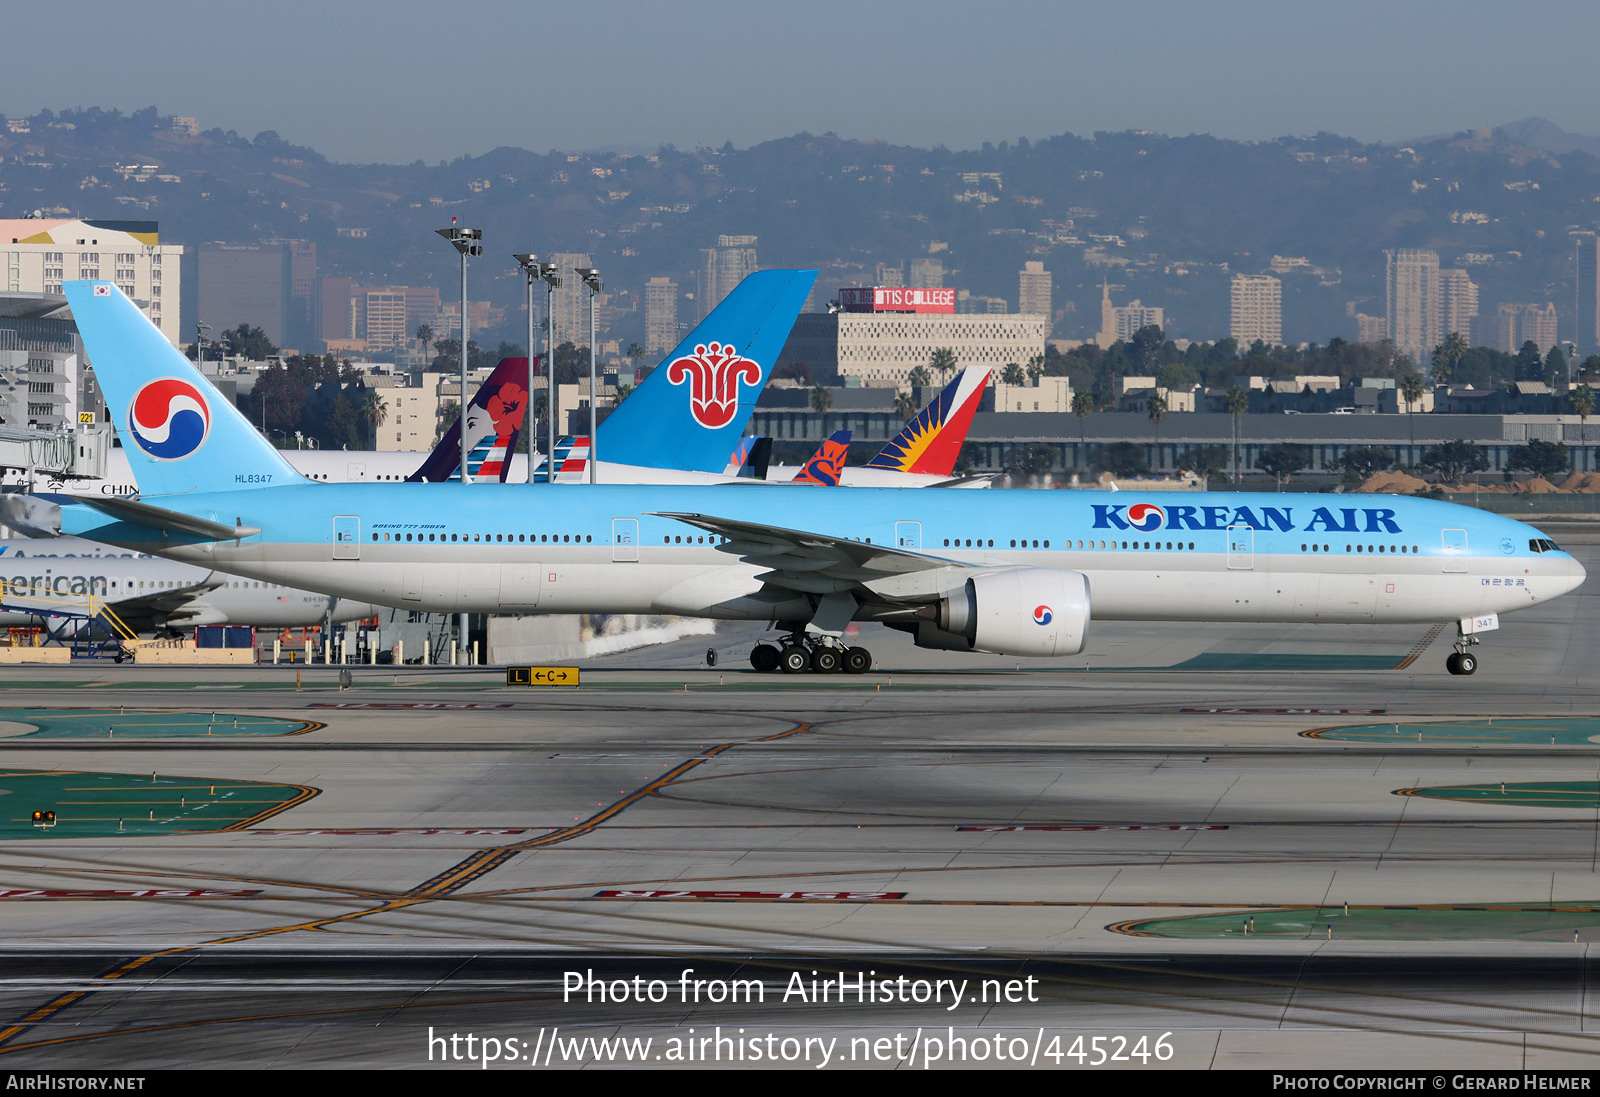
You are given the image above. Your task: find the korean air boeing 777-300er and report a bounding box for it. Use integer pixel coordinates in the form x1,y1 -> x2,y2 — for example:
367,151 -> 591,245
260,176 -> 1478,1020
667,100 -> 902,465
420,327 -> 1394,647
3,280 -> 1584,676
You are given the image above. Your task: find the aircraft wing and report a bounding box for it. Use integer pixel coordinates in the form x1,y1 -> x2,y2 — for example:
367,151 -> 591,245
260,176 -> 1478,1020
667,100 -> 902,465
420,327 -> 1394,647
649,511 -> 970,600
103,578 -> 223,630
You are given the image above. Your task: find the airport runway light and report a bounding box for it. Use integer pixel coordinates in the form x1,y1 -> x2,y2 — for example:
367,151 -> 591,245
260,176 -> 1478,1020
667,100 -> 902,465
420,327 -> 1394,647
435,224 -> 482,486
535,262 -> 562,478
576,267 -> 603,483
514,254 -> 541,484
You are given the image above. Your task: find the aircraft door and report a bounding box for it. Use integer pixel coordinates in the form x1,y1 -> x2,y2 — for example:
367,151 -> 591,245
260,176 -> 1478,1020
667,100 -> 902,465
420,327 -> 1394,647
333,515 -> 360,560
895,521 -> 922,550
612,518 -> 639,562
1226,524 -> 1254,570
1441,529 -> 1468,573
347,462 -> 367,480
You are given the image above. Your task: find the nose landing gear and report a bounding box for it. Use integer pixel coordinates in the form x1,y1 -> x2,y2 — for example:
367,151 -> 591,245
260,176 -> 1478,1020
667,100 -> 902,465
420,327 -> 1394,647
1447,625 -> 1481,676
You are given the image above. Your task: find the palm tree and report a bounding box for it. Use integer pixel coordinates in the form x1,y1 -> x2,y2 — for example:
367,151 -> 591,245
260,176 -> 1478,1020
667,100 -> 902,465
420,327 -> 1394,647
1399,372 -> 1424,468
894,390 -> 918,421
625,341 -> 645,379
1572,384 -> 1595,472
809,384 -> 834,416
358,387 -> 388,447
1001,362 -> 1026,387
1071,390 -> 1096,467
929,347 -> 957,384
1225,384 -> 1249,483
416,323 -> 434,366
1432,332 -> 1469,388
906,364 -> 932,389
1147,391 -> 1168,474
1025,354 -> 1047,385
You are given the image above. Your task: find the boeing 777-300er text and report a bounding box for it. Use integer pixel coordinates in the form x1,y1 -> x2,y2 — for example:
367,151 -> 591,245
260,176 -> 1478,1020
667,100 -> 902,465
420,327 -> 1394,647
5,280 -> 1584,677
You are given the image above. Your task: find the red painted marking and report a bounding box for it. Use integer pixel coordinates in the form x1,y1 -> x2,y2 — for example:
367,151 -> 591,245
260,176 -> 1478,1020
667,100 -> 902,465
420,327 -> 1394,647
308,702 -> 514,710
1180,708 -> 1385,715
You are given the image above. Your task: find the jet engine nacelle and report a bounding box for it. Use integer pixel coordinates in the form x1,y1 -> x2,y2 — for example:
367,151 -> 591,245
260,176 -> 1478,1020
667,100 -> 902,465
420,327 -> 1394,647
928,567 -> 1090,657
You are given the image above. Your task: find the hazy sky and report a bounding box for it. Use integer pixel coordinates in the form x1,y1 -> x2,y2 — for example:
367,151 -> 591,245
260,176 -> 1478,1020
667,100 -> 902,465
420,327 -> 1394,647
9,1 -> 1600,163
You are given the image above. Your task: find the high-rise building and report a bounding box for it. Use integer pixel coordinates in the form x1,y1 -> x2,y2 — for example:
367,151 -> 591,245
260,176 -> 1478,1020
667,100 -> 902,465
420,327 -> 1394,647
644,277 -> 679,355
1438,267 -> 1479,345
1230,274 -> 1282,346
907,258 -> 944,288
1018,261 -> 1052,320
698,235 -> 758,320
1095,281 -> 1165,346
1494,303 -> 1560,356
2,218 -> 182,345
0,294 -> 80,429
549,252 -> 594,345
875,262 -> 904,288
1386,248 -> 1441,365
1579,234 -> 1599,357
200,242 -> 291,350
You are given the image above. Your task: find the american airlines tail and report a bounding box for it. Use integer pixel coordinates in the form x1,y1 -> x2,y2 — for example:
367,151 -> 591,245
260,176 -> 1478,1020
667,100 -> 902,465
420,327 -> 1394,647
867,366 -> 992,476
407,356 -> 530,483
62,282 -> 307,496
597,269 -> 816,473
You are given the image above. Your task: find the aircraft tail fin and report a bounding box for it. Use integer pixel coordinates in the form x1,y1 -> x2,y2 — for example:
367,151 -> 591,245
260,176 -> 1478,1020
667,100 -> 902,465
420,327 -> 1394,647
792,430 -> 852,485
596,269 -> 816,473
867,366 -> 991,476
407,357 -> 531,483
61,282 -> 306,496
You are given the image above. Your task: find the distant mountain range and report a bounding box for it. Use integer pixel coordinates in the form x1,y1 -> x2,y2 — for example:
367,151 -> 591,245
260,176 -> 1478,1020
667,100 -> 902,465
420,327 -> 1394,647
2,108 -> 1596,351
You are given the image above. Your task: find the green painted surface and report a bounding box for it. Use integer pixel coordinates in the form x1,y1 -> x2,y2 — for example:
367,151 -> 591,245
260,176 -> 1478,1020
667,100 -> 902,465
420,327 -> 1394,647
1308,717 -> 1600,745
1121,904 -> 1600,941
0,769 -> 316,838
1401,781 -> 1600,809
0,708 -> 315,738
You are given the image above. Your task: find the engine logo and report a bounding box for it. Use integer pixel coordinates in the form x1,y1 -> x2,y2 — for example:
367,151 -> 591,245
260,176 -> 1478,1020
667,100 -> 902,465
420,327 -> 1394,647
1033,605 -> 1053,626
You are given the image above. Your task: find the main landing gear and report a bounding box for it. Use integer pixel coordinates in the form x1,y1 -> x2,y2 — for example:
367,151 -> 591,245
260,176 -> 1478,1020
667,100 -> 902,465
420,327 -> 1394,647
749,635 -> 872,675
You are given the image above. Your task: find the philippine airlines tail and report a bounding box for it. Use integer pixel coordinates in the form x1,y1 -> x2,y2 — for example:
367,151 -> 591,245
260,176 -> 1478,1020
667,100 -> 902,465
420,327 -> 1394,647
407,356 -> 530,483
866,366 -> 991,476
597,269 -> 816,473
62,282 -> 305,496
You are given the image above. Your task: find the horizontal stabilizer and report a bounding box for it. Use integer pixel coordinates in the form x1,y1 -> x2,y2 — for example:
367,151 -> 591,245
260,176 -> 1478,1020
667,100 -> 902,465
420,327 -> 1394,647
50,494 -> 259,542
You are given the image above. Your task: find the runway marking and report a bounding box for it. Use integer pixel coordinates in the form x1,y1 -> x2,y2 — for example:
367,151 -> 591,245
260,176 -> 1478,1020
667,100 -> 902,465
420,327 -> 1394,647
1392,623 -> 1446,670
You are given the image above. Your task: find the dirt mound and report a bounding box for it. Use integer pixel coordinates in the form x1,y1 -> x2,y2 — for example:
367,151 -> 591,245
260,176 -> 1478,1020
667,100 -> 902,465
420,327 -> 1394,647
1518,477 -> 1564,494
1559,471 -> 1600,492
1356,470 -> 1429,494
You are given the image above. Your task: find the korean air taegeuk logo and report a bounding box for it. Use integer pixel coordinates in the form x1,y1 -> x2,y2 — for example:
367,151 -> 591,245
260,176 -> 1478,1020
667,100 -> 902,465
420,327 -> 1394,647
127,377 -> 211,461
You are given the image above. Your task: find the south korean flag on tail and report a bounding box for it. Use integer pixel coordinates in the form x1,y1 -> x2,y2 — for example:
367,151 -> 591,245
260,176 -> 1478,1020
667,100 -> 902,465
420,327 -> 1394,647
93,285 -> 111,296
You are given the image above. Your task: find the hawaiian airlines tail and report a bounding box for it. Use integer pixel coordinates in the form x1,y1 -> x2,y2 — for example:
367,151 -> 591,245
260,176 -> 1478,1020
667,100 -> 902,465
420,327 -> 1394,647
791,431 -> 852,485
62,282 -> 306,496
867,366 -> 991,476
597,269 -> 816,473
407,356 -> 531,483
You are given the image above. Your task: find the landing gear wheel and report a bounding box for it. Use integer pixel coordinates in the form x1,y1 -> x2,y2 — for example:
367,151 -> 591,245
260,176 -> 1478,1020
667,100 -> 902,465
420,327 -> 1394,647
842,647 -> 872,674
749,644 -> 780,673
1447,651 -> 1478,676
779,645 -> 810,674
810,646 -> 841,674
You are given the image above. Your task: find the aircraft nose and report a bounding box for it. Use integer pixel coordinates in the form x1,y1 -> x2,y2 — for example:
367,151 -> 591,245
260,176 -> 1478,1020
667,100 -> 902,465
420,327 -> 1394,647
1548,553 -> 1587,598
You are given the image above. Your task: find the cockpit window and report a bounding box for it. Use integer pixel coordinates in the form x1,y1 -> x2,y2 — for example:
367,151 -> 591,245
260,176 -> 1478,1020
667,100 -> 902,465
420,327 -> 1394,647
1529,538 -> 1561,553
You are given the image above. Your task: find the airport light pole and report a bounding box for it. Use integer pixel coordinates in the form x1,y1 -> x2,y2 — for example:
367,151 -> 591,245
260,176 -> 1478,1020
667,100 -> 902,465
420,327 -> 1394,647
513,254 -> 542,484
535,262 -> 562,480
435,223 -> 482,485
436,223 -> 481,665
575,266 -> 603,483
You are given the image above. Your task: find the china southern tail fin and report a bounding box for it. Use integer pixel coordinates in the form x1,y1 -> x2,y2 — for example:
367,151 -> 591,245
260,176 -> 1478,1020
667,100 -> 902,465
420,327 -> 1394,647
407,356 -> 531,483
791,430 -> 852,485
867,366 -> 991,477
62,282 -> 305,496
596,269 -> 816,473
